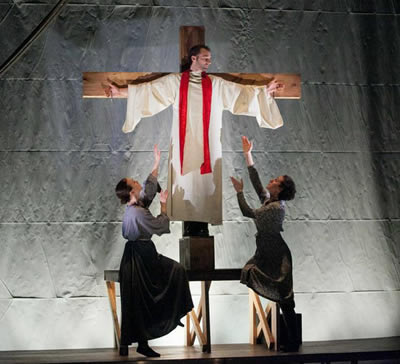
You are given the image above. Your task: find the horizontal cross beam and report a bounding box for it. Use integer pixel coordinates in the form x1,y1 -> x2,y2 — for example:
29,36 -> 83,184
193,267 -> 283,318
83,72 -> 301,99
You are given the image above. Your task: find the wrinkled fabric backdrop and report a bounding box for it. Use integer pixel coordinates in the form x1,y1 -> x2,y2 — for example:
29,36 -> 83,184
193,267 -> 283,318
0,0 -> 399,350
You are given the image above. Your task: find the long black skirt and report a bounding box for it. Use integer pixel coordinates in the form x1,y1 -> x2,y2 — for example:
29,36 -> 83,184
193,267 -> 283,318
119,240 -> 193,345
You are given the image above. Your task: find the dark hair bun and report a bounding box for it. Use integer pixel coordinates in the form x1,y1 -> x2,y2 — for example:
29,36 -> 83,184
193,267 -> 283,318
279,175 -> 296,201
115,178 -> 131,204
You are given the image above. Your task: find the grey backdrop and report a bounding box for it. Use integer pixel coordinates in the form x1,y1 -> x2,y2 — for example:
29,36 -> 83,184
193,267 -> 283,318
0,0 -> 399,350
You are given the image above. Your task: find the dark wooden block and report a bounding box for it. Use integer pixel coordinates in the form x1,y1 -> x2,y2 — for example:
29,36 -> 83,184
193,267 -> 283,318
278,313 -> 302,346
179,236 -> 215,271
261,312 -> 302,346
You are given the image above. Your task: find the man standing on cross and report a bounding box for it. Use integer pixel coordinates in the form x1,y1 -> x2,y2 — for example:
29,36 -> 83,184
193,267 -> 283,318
107,45 -> 284,234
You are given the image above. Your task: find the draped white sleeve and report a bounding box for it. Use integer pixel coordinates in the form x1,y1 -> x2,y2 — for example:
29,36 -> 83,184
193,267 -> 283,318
219,78 -> 284,129
122,73 -> 181,133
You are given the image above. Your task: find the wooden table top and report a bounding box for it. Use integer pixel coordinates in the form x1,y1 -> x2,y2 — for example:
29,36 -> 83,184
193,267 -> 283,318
104,268 -> 242,282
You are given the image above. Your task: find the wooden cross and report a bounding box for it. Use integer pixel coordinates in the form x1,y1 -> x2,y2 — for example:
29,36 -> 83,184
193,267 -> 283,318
82,26 -> 301,98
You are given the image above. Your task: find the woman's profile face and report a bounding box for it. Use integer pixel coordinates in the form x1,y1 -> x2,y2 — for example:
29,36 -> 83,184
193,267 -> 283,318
126,178 -> 142,202
267,176 -> 284,196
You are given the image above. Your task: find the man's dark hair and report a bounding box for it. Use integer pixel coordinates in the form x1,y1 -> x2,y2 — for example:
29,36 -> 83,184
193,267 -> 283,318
181,44 -> 210,71
115,178 -> 131,204
278,175 -> 296,201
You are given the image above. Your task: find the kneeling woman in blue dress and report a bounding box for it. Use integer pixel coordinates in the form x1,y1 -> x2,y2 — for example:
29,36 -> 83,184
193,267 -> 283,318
115,145 -> 193,357
231,136 -> 300,352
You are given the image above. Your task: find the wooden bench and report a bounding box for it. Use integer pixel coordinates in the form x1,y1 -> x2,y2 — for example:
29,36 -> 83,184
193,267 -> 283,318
104,269 -> 279,353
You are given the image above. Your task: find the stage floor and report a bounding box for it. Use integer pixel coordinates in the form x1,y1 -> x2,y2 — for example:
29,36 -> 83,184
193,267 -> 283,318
0,337 -> 399,363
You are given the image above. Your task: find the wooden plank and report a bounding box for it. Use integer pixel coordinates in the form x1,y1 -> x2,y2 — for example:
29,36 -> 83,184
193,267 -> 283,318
105,281 -> 121,348
104,269 -> 242,282
83,72 -> 301,99
185,313 -> 191,346
1,340 -> 400,363
201,281 -> 212,353
180,26 -> 205,67
211,73 -> 301,99
186,269 -> 241,281
249,289 -> 257,345
83,72 -> 167,98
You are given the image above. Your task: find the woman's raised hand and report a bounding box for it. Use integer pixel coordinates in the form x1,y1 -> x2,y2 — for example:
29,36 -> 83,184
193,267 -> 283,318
151,144 -> 161,177
127,190 -> 137,206
242,136 -> 255,167
242,136 -> 253,154
154,144 -> 161,164
230,176 -> 244,193
160,189 -> 168,203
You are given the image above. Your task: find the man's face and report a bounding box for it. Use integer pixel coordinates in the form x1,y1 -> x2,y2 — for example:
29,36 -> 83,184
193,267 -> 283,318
191,48 -> 212,72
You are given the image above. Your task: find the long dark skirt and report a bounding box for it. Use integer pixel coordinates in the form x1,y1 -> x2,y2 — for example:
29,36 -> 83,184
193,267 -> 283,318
241,233 -> 294,305
119,240 -> 194,345
241,233 -> 299,347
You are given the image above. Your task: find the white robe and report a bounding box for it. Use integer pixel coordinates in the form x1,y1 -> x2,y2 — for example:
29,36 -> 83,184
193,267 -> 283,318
123,71 -> 283,225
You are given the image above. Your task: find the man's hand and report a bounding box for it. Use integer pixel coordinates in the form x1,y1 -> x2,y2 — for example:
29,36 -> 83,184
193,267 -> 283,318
230,176 -> 244,193
266,79 -> 284,97
242,136 -> 253,154
104,79 -> 128,97
104,82 -> 121,98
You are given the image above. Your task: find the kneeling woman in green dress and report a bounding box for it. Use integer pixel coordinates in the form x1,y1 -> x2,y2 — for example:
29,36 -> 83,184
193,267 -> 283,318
231,136 -> 299,352
115,145 -> 193,357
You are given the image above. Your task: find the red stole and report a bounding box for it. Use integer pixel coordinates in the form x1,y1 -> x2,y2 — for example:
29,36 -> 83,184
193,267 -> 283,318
179,70 -> 212,175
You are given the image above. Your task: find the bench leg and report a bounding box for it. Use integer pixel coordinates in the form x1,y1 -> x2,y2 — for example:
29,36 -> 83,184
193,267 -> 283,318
186,281 -> 212,352
106,281 -> 121,349
185,312 -> 191,346
189,309 -> 207,346
249,289 -> 278,350
188,294 -> 203,346
249,291 -> 257,344
201,281 -> 211,353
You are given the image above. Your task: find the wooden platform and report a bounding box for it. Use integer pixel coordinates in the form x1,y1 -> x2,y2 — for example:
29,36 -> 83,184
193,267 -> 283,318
0,338 -> 399,364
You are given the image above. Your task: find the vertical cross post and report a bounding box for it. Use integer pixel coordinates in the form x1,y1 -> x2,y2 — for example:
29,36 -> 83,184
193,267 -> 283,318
179,26 -> 205,70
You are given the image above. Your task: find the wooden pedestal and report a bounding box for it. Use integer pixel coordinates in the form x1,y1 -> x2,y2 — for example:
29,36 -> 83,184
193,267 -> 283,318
179,236 -> 215,271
